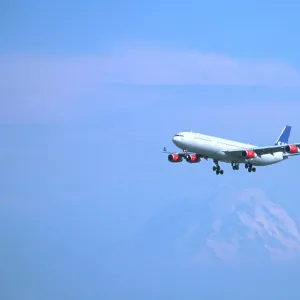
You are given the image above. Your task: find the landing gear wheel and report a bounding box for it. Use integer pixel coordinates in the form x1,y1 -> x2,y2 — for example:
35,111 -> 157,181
213,163 -> 220,172
213,160 -> 223,175
252,167 -> 256,172
248,168 -> 252,172
215,169 -> 224,175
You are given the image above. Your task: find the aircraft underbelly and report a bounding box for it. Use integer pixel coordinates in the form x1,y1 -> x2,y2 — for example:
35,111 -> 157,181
190,141 -> 233,161
250,154 -> 283,166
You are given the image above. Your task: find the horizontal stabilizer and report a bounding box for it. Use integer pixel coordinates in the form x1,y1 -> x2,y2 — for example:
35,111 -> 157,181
283,152 -> 300,157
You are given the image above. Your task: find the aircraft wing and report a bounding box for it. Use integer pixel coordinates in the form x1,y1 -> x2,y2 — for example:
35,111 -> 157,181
222,143 -> 300,157
162,147 -> 193,156
162,147 -> 208,159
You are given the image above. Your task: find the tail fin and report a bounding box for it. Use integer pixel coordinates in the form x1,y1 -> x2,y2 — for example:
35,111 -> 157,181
274,125 -> 292,146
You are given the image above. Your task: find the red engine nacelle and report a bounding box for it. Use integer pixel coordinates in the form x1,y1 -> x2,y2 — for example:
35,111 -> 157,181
241,150 -> 257,159
168,153 -> 183,163
285,144 -> 299,153
186,154 -> 201,163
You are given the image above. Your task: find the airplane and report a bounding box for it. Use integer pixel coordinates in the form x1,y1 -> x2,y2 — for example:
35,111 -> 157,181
163,125 -> 300,175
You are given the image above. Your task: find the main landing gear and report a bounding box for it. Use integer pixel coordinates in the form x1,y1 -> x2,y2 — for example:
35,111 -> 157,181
231,162 -> 239,170
211,160 -> 257,175
212,160 -> 224,175
245,162 -> 256,173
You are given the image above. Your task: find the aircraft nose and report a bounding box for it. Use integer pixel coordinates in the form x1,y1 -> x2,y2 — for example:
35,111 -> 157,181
172,135 -> 180,146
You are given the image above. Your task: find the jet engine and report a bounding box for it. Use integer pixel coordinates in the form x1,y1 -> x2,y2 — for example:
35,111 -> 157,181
168,154 -> 183,162
186,154 -> 201,163
241,150 -> 257,159
285,144 -> 299,153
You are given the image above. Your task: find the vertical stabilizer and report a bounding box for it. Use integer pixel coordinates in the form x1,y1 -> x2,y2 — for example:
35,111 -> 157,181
274,125 -> 292,146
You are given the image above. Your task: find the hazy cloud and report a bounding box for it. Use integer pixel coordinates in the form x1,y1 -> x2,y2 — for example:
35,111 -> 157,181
99,46 -> 300,87
1,46 -> 300,122
2,46 -> 300,89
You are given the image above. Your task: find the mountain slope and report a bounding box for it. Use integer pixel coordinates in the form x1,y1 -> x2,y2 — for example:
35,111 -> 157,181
134,185 -> 300,265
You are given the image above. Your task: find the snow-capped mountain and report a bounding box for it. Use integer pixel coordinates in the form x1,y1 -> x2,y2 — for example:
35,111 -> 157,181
134,185 -> 300,265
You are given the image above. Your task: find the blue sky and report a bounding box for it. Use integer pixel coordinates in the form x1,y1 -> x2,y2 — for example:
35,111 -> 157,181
1,1 -> 300,299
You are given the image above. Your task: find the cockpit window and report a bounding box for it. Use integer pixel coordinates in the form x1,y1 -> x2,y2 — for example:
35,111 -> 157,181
175,134 -> 184,137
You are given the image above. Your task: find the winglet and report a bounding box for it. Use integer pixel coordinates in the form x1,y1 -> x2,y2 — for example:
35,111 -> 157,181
275,125 -> 292,146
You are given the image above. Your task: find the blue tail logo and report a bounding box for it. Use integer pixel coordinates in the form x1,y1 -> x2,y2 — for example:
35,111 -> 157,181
275,125 -> 292,146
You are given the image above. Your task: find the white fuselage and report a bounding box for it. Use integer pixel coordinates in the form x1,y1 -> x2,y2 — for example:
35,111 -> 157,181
173,132 -> 284,166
